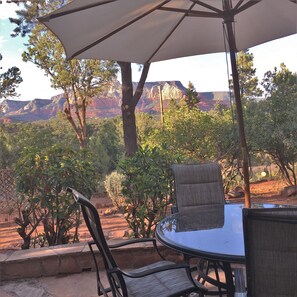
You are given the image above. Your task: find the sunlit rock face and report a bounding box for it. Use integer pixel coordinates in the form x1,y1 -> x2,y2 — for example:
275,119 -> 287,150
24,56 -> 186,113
0,81 -> 230,122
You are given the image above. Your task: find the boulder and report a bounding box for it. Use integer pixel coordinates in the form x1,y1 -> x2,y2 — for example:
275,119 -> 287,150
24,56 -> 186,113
281,185 -> 297,198
227,186 -> 245,198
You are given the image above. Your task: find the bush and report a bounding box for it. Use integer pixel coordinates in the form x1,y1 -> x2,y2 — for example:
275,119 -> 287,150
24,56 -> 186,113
13,144 -> 98,248
104,171 -> 125,211
119,146 -> 179,238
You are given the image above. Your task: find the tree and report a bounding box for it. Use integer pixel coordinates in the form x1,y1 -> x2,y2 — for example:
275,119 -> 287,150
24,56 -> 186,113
229,50 -> 263,100
22,23 -> 118,149
10,2 -> 150,156
88,119 -> 124,179
1,122 -> 56,167
184,81 -> 200,110
154,102 -> 217,162
0,124 -> 13,168
136,112 -> 161,146
0,53 -> 23,99
209,105 -> 242,192
247,64 -> 297,185
119,62 -> 150,156
227,49 -> 263,194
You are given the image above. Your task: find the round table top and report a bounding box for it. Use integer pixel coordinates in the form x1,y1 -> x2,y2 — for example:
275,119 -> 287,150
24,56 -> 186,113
156,203 -> 287,263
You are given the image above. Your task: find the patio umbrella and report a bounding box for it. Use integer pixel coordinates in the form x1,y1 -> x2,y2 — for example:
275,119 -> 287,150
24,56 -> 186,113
39,0 -> 297,208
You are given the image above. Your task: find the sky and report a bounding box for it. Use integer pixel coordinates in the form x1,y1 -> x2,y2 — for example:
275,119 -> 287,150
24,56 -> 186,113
0,2 -> 296,101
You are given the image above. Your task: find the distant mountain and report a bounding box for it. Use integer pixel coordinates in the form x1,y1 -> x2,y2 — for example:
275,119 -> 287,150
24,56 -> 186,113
0,81 -> 230,123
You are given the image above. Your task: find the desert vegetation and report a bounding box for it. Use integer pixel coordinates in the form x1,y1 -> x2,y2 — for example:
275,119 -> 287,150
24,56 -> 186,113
1,1 -> 296,247
1,58 -> 296,246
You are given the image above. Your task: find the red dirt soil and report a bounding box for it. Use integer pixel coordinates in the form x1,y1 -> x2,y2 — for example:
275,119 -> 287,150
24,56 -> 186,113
1,179 -> 297,251
0,196 -> 128,251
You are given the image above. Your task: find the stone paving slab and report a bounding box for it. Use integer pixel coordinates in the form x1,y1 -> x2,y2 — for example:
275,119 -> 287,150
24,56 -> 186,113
0,270 -> 221,297
0,271 -> 99,297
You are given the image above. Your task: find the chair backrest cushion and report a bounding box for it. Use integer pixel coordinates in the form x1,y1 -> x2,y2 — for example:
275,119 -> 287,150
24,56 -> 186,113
243,207 -> 297,297
171,162 -> 225,212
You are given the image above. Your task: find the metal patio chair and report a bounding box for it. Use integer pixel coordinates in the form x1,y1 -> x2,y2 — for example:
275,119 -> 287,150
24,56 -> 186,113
171,162 -> 225,213
171,162 -> 228,296
243,207 -> 297,297
67,187 -> 207,297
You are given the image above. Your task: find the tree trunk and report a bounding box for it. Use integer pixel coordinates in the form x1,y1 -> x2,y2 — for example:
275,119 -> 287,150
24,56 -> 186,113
119,62 -> 150,157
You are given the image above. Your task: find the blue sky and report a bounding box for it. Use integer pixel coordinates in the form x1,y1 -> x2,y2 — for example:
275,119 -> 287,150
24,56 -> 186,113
0,2 -> 296,101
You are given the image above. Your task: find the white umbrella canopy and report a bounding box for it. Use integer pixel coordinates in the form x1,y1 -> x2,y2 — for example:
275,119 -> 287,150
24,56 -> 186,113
39,0 -> 296,63
39,0 -> 297,207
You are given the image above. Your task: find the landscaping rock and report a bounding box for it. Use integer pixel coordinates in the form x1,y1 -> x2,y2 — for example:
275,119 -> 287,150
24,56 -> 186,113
281,185 -> 297,198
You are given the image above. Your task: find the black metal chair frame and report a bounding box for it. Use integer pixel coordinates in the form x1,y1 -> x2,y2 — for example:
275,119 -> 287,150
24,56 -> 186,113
68,187 -> 207,297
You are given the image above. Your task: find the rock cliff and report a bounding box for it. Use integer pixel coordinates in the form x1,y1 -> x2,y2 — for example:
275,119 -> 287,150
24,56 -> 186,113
0,81 -> 230,122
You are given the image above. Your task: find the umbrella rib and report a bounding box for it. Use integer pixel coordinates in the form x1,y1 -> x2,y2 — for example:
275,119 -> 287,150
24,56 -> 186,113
234,0 -> 262,15
190,0 -> 223,14
233,0 -> 245,10
38,0 -> 116,21
159,7 -> 222,18
68,0 -> 171,60
146,2 -> 198,63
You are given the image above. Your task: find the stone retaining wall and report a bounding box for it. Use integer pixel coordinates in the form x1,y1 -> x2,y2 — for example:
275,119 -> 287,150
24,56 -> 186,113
0,240 -> 182,281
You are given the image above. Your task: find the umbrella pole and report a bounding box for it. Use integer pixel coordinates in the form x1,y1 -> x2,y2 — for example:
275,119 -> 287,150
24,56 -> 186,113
225,20 -> 251,208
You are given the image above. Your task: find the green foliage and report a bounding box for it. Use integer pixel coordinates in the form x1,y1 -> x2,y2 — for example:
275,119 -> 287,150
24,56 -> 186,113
208,106 -> 242,192
1,118 -> 123,187
89,119 -> 123,172
184,81 -> 200,110
48,112 -> 80,149
136,112 -> 161,145
229,50 -> 263,100
0,124 -> 13,168
155,103 -> 218,161
1,118 -> 122,247
0,122 -> 56,167
0,53 -> 23,99
246,64 -> 297,185
104,171 -> 126,211
141,100 -> 240,192
119,146 -> 180,238
9,0 -> 48,37
21,6 -> 118,148
13,144 -> 98,248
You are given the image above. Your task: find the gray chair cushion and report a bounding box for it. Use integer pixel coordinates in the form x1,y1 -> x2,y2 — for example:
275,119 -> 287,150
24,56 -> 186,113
124,260 -> 201,297
243,208 -> 297,297
172,162 -> 225,212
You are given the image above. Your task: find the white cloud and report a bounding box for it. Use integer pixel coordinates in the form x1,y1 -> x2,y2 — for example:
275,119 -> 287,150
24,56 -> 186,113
17,61 -> 62,100
0,2 -> 18,20
0,35 -> 6,48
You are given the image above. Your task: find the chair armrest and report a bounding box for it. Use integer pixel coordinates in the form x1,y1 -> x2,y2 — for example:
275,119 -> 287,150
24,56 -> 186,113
108,238 -> 157,248
109,237 -> 165,260
89,238 -> 165,260
89,238 -> 156,248
113,263 -> 190,278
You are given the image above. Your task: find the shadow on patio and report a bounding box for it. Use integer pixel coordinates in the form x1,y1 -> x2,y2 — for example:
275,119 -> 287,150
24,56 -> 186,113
0,240 -> 224,296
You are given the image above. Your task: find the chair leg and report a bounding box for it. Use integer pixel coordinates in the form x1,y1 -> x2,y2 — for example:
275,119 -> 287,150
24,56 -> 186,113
88,242 -> 112,297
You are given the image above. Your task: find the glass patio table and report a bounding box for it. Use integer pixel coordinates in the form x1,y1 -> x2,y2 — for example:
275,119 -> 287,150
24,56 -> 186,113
155,203 -> 287,297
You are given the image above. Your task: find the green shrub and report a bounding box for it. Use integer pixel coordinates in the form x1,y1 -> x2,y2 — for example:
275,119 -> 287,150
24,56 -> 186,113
14,144 -> 98,248
119,146 -> 180,238
104,171 -> 125,211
